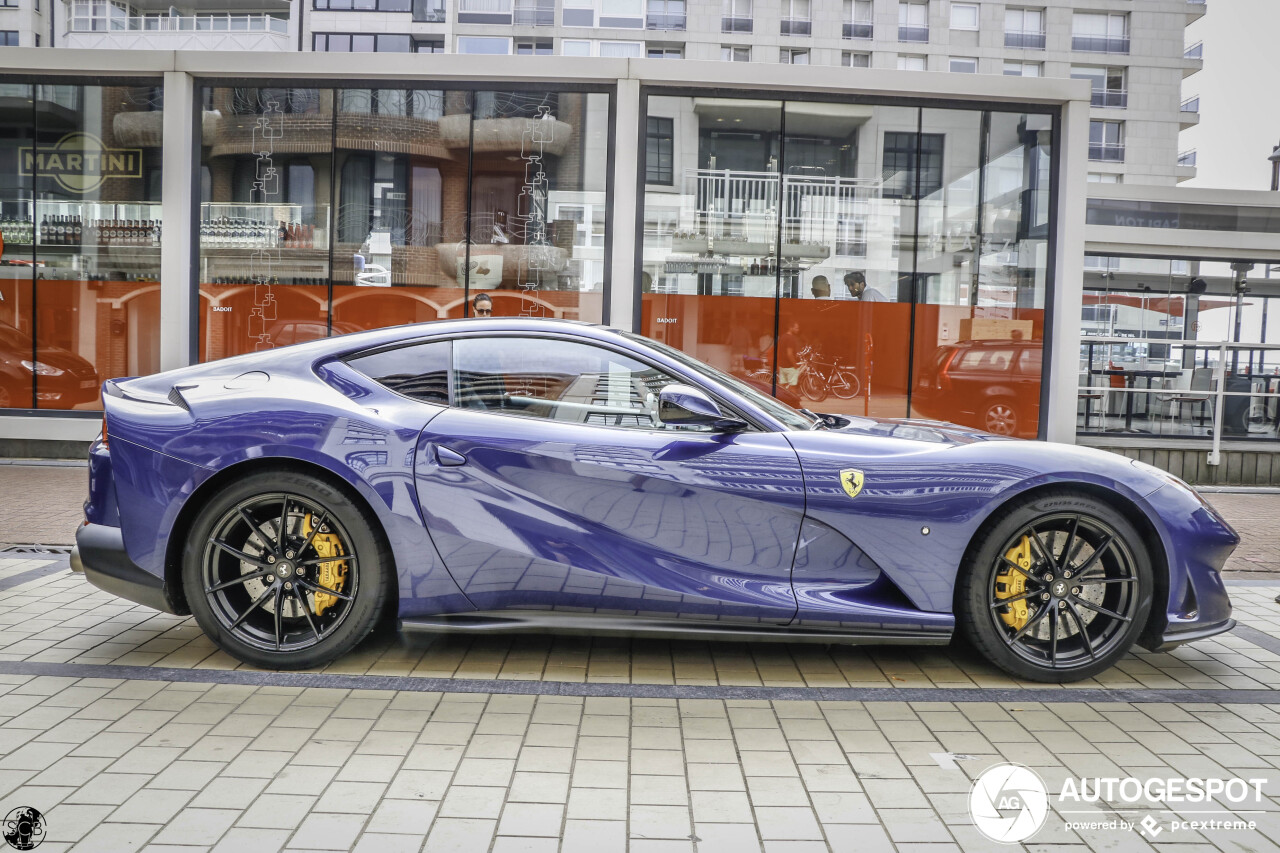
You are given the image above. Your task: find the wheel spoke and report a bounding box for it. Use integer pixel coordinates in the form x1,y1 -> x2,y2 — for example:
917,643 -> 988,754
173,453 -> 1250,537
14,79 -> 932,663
229,584 -> 276,631
298,510 -> 330,558
297,577 -> 353,602
1028,526 -> 1055,568
206,568 -> 271,594
1000,557 -> 1044,586
238,506 -> 278,555
273,585 -> 284,651
990,589 -> 1039,609
1049,607 -> 1059,665
1076,575 -> 1136,586
1066,602 -> 1095,659
291,585 -> 322,641
1060,515 -> 1081,571
1073,535 -> 1114,576
1072,596 -> 1132,624
210,539 -> 269,568
278,496 -> 292,552
299,553 -> 357,570
1010,605 -> 1049,643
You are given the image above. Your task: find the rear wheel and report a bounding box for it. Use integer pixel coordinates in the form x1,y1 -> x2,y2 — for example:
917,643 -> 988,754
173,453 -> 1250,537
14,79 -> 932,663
957,491 -> 1152,682
182,470 -> 390,670
983,399 -> 1018,435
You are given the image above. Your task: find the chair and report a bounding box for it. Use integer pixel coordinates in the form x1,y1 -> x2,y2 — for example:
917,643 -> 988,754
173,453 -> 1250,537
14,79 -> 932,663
1077,373 -> 1105,430
1165,367 -> 1213,429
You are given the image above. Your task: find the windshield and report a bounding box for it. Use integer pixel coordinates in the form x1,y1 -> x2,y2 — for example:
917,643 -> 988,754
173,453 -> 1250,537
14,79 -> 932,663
624,332 -> 817,431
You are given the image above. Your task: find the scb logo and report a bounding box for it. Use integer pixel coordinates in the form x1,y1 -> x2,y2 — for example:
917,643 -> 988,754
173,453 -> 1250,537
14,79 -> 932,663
969,763 -> 1049,844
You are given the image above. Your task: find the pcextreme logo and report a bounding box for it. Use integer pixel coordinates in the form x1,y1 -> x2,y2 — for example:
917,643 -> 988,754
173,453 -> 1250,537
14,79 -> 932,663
969,763 -> 1050,843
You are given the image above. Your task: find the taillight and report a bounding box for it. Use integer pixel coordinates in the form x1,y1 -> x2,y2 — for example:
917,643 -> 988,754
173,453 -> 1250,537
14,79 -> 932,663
101,415 -> 108,449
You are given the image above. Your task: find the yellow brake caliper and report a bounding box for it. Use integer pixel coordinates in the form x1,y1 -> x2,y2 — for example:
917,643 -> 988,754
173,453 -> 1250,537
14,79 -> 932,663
302,513 -> 348,616
995,536 -> 1033,630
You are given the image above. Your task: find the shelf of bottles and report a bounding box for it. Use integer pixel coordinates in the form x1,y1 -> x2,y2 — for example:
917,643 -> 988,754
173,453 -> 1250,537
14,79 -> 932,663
200,203 -> 328,251
0,200 -> 163,251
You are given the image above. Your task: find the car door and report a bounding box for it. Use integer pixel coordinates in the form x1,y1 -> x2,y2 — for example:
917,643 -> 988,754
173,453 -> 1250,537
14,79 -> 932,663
413,333 -> 805,625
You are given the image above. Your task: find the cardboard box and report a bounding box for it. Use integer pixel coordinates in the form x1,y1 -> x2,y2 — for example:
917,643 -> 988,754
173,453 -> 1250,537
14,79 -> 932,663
959,318 -> 1034,341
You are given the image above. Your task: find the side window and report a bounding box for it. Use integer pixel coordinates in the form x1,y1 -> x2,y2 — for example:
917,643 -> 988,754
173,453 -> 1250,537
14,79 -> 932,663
452,336 -> 698,430
348,341 -> 451,404
1017,347 -> 1042,374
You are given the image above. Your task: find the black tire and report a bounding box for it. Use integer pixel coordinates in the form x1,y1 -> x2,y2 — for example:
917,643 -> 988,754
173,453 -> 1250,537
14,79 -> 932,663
830,368 -> 860,400
957,490 -> 1153,683
800,370 -> 828,402
182,470 -> 391,670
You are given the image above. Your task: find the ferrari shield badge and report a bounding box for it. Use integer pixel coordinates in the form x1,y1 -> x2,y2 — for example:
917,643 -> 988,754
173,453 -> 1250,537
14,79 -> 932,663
839,469 -> 864,499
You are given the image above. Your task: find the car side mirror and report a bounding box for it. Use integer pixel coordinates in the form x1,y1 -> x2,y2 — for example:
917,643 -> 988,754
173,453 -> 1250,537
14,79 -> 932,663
658,384 -> 748,432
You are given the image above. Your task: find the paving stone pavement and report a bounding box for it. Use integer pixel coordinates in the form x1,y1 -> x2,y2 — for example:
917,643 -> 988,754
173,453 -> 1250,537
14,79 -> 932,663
1,464 -> 1280,850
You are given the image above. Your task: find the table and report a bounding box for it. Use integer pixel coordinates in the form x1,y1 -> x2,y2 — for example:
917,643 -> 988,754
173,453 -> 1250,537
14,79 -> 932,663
1230,372 -> 1280,432
1091,369 -> 1179,433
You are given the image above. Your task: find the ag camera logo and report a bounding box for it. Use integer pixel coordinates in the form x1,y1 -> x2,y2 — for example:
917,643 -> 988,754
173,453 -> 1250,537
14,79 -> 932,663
969,763 -> 1049,843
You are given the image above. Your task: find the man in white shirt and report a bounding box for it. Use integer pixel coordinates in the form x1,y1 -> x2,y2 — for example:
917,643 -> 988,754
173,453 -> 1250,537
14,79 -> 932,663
845,270 -> 888,302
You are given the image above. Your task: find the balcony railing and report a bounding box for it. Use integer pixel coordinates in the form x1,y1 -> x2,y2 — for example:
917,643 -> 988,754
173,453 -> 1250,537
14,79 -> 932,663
721,15 -> 752,32
898,25 -> 929,42
646,12 -> 685,29
1181,96 -> 1200,112
1088,142 -> 1125,162
842,21 -> 872,38
1178,149 -> 1197,167
1078,337 -> 1280,460
1003,30 -> 1045,49
512,2 -> 553,24
1184,41 -> 1203,59
780,16 -> 811,35
1072,35 -> 1130,54
412,0 -> 447,20
68,13 -> 288,32
1091,89 -> 1128,108
683,168 -> 879,248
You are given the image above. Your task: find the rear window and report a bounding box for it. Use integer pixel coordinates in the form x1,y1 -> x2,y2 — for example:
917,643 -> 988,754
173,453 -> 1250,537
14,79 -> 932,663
347,340 -> 451,404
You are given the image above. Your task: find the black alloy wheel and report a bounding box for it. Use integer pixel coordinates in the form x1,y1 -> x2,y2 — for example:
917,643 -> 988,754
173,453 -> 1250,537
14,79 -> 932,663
958,491 -> 1152,682
183,470 -> 390,669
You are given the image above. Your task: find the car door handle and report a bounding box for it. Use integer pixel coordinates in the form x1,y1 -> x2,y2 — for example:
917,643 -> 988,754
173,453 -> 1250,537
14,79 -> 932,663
436,446 -> 467,467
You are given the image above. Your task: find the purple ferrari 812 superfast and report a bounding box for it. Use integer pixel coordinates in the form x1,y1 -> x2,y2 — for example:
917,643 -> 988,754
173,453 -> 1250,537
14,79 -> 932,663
73,318 -> 1239,682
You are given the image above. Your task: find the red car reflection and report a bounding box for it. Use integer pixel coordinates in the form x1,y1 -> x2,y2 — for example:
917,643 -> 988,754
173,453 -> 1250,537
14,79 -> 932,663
0,321 -> 99,409
913,339 -> 1042,438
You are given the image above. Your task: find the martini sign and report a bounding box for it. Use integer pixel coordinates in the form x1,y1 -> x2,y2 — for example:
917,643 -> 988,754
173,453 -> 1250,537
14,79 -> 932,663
19,132 -> 143,194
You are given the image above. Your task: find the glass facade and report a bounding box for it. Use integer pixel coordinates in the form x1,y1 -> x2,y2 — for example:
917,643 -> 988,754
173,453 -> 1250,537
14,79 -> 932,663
198,85 -> 609,361
0,82 -> 164,410
1079,254 -> 1280,442
0,70 -> 1066,440
639,94 -> 1054,437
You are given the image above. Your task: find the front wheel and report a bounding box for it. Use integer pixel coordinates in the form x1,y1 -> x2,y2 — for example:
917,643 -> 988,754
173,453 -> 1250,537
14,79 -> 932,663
830,368 -> 861,400
957,491 -> 1152,682
182,470 -> 391,670
800,369 -> 828,402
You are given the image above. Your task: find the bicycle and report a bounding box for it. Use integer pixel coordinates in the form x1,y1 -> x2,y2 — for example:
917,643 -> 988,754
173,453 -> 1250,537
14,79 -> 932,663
796,346 -> 861,402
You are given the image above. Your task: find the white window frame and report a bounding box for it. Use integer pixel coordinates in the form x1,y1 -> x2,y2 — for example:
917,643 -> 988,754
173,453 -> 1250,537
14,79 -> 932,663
1073,11 -> 1127,38
781,47 -> 810,64
842,51 -> 871,67
899,1 -> 927,27
1004,7 -> 1042,34
950,3 -> 978,31
721,44 -> 750,61
948,56 -> 977,73
598,39 -> 643,56
898,53 -> 927,70
561,38 -> 591,55
1002,60 -> 1041,76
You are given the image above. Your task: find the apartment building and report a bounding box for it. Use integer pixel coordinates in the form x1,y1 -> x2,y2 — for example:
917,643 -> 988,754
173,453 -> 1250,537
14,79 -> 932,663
4,1 -> 1203,184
